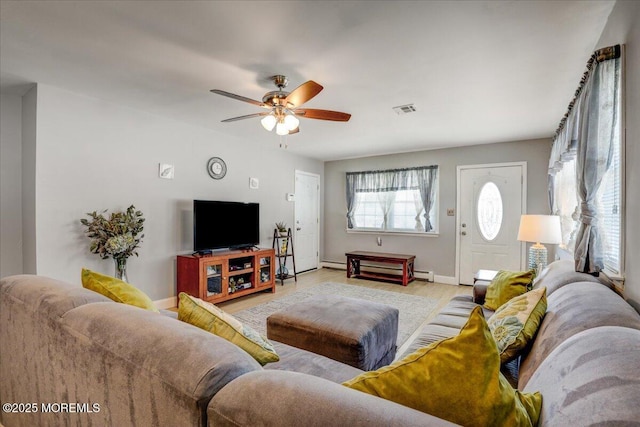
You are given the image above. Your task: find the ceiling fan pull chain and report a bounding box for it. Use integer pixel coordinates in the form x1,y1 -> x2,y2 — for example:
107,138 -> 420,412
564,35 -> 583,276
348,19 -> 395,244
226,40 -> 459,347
279,134 -> 288,149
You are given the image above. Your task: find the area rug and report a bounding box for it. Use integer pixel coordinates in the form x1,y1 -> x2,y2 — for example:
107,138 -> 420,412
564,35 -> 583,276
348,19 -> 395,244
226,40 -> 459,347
233,282 -> 438,347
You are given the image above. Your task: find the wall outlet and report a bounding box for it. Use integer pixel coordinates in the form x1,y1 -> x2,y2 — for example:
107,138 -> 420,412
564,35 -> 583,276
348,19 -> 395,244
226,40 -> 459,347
447,208 -> 455,216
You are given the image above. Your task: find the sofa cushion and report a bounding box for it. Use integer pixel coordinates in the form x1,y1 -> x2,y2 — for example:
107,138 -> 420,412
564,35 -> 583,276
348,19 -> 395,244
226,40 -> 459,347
1,274 -> 112,319
178,293 -> 279,365
209,370 -> 457,427
531,259 -> 602,295
267,341 -> 363,383
81,268 -> 159,312
523,326 -> 640,426
484,269 -> 536,310
518,281 -> 640,388
488,287 -> 547,363
343,307 -> 542,426
399,323 -> 462,358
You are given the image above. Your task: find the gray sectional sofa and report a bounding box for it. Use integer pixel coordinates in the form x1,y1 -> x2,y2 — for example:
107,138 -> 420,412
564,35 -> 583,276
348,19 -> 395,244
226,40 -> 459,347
401,260 -> 640,425
1,259 -> 639,426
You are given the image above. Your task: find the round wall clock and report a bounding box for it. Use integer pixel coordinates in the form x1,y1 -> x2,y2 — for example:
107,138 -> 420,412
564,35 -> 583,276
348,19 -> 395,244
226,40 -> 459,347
207,157 -> 227,180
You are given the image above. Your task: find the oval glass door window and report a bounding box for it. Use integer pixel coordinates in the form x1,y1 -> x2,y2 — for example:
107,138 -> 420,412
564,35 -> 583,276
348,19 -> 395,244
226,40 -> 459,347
477,182 -> 503,241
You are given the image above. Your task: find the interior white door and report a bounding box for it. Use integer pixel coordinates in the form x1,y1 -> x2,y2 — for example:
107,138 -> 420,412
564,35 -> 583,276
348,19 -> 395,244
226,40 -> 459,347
294,171 -> 320,273
458,164 -> 525,285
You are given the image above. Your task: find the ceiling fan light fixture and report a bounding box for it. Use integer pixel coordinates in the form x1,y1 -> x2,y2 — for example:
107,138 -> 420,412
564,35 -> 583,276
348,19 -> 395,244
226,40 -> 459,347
261,114 -> 277,131
284,113 -> 299,131
212,75 -> 350,136
276,121 -> 289,136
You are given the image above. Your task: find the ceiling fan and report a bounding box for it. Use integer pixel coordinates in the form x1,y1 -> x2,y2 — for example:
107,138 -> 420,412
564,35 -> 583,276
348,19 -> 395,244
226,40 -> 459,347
210,75 -> 351,135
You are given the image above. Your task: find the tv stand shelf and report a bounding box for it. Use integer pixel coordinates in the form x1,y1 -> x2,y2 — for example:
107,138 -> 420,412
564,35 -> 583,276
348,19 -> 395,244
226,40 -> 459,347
177,248 -> 275,304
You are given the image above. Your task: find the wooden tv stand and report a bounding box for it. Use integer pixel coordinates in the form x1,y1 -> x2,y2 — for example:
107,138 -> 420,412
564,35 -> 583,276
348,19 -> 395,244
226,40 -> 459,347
177,248 -> 275,304
346,251 -> 416,286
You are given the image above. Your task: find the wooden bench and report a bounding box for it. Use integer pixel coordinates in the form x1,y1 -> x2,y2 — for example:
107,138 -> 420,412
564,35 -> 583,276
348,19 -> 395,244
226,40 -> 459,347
345,251 -> 416,286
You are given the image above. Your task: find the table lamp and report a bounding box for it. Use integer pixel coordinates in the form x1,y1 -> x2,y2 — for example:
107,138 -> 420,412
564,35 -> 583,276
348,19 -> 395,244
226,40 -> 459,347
517,215 -> 562,273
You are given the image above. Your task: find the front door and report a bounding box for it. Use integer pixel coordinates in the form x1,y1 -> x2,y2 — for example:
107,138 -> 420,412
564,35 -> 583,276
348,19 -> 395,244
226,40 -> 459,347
294,170 -> 320,273
457,163 -> 526,285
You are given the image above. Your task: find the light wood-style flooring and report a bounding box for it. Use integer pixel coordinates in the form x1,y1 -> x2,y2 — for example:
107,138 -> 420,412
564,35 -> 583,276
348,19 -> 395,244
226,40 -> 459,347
216,267 -> 472,356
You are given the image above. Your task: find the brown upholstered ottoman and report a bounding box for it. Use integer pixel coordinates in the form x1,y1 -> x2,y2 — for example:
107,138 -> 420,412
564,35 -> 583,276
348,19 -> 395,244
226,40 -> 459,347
266,295 -> 399,371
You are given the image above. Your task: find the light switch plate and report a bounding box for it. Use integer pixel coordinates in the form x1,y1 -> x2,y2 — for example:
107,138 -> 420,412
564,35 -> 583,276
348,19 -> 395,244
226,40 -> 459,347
249,177 -> 259,189
286,193 -> 295,202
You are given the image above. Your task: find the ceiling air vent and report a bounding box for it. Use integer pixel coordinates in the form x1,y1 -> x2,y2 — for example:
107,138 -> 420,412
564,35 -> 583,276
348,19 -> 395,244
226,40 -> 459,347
392,104 -> 417,115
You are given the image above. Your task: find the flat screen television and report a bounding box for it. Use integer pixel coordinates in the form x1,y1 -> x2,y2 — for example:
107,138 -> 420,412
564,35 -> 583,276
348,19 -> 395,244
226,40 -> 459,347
193,200 -> 260,251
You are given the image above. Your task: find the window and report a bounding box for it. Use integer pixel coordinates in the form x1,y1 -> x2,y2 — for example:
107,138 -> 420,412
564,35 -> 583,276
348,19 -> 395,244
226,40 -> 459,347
476,182 -> 503,241
352,189 -> 434,232
353,192 -> 385,229
346,166 -> 438,233
599,109 -> 622,274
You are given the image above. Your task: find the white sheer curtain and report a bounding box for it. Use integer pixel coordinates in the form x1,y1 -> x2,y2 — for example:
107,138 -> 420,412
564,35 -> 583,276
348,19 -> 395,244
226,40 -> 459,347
573,57 -> 620,273
412,191 -> 425,232
376,191 -> 396,229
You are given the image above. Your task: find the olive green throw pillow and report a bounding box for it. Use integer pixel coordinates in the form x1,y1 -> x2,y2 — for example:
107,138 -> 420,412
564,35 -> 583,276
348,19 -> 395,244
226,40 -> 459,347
178,293 -> 279,365
343,307 -> 541,427
484,269 -> 536,311
81,268 -> 159,312
488,287 -> 547,363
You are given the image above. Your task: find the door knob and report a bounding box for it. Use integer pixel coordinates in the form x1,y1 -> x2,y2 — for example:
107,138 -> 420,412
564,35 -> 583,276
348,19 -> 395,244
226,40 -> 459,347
461,231 -> 467,236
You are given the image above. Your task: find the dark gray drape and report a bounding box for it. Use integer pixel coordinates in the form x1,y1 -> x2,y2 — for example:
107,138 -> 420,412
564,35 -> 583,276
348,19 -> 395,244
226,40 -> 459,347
345,174 -> 358,229
416,167 -> 438,232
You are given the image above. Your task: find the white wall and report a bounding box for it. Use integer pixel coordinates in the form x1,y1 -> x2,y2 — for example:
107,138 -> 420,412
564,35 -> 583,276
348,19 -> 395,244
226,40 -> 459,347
27,84 -> 322,300
596,0 -> 640,311
0,94 -> 23,277
323,139 -> 551,281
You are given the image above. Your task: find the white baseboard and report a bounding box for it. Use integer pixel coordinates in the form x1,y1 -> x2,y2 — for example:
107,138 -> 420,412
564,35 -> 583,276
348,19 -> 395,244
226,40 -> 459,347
154,296 -> 177,310
320,262 -> 455,284
321,261 -> 347,270
433,275 -> 457,285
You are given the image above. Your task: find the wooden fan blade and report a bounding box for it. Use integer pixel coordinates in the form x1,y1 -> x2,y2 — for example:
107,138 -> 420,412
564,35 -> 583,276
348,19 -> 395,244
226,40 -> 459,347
295,108 -> 351,122
288,126 -> 300,135
221,112 -> 269,123
210,89 -> 267,108
285,81 -> 323,108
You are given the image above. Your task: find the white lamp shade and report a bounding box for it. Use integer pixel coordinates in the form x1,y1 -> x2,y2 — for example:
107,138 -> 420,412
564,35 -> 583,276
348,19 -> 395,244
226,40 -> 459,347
276,121 -> 289,135
284,114 -> 299,131
517,215 -> 562,244
261,114 -> 277,131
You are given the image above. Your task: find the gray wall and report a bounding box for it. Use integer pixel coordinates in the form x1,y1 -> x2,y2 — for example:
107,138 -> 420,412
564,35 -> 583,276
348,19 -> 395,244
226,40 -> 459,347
13,83 -> 322,301
21,87 -> 38,275
596,0 -> 640,311
0,94 -> 23,277
323,139 -> 551,281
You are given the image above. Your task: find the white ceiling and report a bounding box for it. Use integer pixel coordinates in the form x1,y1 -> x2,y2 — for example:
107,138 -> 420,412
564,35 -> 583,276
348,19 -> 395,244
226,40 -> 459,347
0,1 -> 615,161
